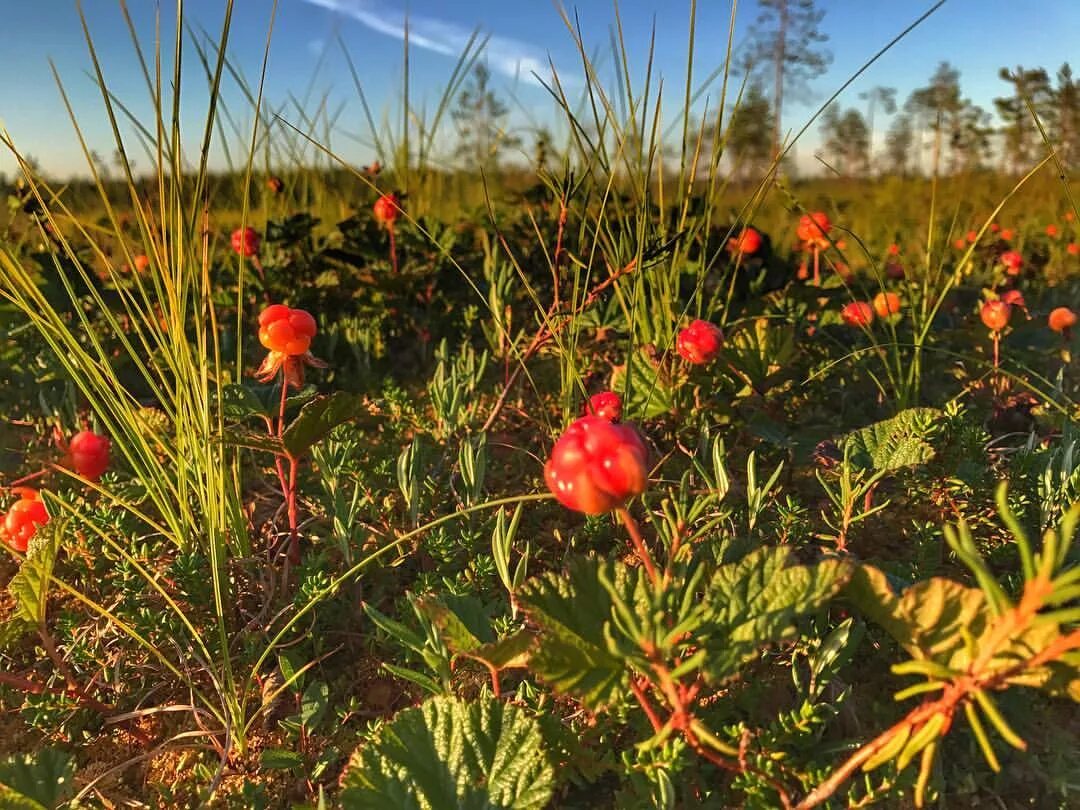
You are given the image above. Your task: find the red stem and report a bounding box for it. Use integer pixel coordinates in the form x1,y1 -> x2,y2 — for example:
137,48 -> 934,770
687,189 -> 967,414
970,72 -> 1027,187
812,246 -> 820,287
616,507 -> 660,587
6,468 -> 48,489
0,671 -> 113,715
629,677 -> 664,733
273,377 -> 301,564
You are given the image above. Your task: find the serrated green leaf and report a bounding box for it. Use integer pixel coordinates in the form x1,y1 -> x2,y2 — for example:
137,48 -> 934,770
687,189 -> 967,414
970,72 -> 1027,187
471,630 -> 534,671
218,427 -> 284,455
0,617 -> 34,650
844,564 -> 1063,681
842,408 -> 942,472
219,383 -> 270,421
340,696 -> 554,810
0,748 -> 74,809
611,348 -> 675,420
282,392 -> 369,457
416,593 -> 494,654
8,520 -> 62,625
518,557 -> 632,710
700,548 -> 851,682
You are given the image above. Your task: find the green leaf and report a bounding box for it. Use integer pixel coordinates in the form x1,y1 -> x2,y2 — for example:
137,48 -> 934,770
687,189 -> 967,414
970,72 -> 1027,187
220,383 -> 270,421
363,602 -> 426,653
0,748 -> 74,809
0,617 -> 34,650
611,348 -> 675,420
301,681 -> 330,729
471,630 -> 534,671
518,557 -> 632,710
844,564 -> 1060,676
844,565 -> 985,663
340,696 -> 554,810
381,663 -> 445,697
8,520 -> 62,625
842,408 -> 943,472
700,547 -> 851,682
722,317 -> 797,394
282,392 -> 370,457
416,593 -> 495,654
260,749 -> 304,772
218,427 -> 284,455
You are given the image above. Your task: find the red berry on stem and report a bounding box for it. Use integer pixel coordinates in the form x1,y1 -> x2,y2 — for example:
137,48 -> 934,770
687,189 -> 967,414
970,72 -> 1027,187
1000,250 -> 1023,275
981,300 -> 1011,332
729,226 -> 762,256
231,227 -> 260,257
585,391 -> 622,422
1049,307 -> 1077,334
68,431 -> 111,481
872,292 -> 901,318
841,301 -> 874,327
258,305 -> 318,356
545,416 -> 648,515
373,193 -> 400,226
796,212 -> 831,248
676,320 -> 723,365
2,489 -> 49,553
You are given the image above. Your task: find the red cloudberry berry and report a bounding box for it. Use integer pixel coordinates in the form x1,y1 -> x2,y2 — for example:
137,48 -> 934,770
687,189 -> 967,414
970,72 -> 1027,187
585,391 -> 622,422
545,416 -> 648,515
231,227 -> 261,258
676,320 -> 723,365
2,489 -> 48,553
68,431 -> 111,481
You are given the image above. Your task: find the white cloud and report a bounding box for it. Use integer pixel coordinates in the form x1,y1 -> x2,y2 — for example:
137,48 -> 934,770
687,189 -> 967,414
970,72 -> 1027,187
299,0 -> 571,88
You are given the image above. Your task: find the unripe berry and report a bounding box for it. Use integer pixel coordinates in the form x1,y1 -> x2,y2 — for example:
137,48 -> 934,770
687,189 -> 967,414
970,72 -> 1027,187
2,489 -> 48,553
585,391 -> 622,422
68,431 -> 111,481
545,416 -> 648,515
676,320 -> 723,365
231,227 -> 261,258
841,301 -> 874,327
373,194 -> 400,226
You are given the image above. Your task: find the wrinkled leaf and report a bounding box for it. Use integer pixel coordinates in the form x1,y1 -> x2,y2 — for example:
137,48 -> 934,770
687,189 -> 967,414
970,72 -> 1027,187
845,564 -> 1064,679
282,392 -> 370,457
8,520 -> 62,625
701,547 -> 851,682
611,348 -> 675,420
417,593 -> 494,653
340,696 -> 554,810
218,427 -> 284,455
518,557 -> 633,710
219,383 -> 269,421
843,408 -> 942,472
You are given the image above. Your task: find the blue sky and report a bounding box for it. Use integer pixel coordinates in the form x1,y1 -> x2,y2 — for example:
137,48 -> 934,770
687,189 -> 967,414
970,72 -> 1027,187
1,1 -> 1079,178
